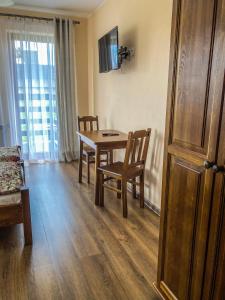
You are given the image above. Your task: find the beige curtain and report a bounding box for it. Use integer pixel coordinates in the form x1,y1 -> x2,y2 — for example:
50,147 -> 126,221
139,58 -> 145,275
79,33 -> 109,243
55,18 -> 78,162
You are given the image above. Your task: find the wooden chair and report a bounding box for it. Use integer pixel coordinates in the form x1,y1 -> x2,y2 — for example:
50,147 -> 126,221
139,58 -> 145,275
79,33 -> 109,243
78,116 -> 112,183
98,128 -> 151,218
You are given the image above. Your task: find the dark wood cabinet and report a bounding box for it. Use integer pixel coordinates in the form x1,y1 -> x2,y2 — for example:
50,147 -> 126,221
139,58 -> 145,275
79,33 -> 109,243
155,0 -> 225,299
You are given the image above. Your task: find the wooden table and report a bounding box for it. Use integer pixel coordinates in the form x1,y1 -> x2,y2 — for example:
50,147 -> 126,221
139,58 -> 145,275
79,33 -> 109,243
77,130 -> 128,205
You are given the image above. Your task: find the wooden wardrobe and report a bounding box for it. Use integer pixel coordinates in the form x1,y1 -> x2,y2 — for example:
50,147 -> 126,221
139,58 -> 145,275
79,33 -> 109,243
155,0 -> 225,299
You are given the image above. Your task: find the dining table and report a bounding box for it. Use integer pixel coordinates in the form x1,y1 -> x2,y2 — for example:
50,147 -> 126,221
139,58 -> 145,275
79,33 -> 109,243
77,129 -> 128,205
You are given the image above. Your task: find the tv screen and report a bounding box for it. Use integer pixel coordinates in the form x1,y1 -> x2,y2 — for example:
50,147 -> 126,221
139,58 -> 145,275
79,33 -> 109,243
98,27 -> 119,73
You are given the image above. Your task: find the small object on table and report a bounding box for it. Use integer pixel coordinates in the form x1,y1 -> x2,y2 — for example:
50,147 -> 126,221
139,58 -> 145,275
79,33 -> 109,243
102,131 -> 120,137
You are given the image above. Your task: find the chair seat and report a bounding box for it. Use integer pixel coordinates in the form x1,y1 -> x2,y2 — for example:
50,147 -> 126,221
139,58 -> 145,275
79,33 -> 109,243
83,145 -> 110,156
98,161 -> 143,179
83,145 -> 95,155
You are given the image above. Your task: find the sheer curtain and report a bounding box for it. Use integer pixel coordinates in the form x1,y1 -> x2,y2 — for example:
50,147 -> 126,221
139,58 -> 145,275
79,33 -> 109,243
55,18 -> 79,162
0,17 -> 58,161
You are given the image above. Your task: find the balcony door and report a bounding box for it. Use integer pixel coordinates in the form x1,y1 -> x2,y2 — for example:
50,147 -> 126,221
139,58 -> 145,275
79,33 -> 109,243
11,33 -> 58,161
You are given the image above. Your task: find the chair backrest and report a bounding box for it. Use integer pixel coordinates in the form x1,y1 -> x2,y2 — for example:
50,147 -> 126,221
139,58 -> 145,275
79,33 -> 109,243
78,116 -> 99,131
123,128 -> 151,170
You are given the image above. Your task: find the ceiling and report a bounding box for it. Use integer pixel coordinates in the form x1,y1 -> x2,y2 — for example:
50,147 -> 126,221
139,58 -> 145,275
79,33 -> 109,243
11,0 -> 105,13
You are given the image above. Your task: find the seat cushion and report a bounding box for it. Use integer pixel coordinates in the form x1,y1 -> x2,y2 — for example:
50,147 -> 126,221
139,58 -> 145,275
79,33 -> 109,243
0,146 -> 21,162
0,162 -> 23,196
0,192 -> 21,207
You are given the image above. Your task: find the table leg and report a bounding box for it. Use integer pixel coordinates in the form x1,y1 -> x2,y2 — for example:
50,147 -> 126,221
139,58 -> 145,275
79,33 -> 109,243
79,139 -> 83,183
95,146 -> 100,205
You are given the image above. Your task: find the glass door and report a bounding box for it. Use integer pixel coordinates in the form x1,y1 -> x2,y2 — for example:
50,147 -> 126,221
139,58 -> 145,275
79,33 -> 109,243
11,33 -> 58,161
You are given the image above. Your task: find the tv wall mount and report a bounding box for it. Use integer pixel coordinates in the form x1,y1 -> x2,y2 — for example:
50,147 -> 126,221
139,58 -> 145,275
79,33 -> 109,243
118,46 -> 134,65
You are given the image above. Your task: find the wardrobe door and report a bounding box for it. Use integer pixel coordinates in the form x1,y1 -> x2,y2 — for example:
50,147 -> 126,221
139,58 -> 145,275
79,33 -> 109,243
203,14 -> 225,297
203,104 -> 225,299
156,0 -> 225,299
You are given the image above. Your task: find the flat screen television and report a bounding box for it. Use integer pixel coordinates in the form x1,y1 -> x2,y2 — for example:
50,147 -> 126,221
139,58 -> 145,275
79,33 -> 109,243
98,26 -> 119,73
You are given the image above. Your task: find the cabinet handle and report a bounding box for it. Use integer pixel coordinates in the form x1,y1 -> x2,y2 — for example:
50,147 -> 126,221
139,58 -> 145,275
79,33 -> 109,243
212,165 -> 225,173
204,161 -> 214,169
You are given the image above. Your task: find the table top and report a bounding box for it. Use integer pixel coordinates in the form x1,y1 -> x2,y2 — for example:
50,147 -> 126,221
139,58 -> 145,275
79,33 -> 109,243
77,130 -> 128,146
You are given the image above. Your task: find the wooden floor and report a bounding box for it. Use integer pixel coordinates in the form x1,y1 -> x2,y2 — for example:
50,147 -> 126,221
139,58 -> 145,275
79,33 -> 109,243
0,163 -> 160,300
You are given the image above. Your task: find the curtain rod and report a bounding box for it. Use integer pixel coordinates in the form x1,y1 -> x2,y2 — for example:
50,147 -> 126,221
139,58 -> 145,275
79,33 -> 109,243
0,13 -> 80,24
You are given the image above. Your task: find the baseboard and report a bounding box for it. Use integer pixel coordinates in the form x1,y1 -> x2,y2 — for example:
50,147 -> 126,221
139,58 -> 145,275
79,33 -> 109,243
127,185 -> 160,216
153,282 -> 166,300
144,200 -> 160,216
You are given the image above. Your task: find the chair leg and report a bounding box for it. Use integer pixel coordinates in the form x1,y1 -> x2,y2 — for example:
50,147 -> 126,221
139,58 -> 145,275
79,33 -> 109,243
99,172 -> 104,207
117,180 -> 121,199
140,174 -> 145,208
122,180 -> 128,218
87,154 -> 90,184
79,140 -> 83,183
22,189 -> 32,245
132,178 -> 137,199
